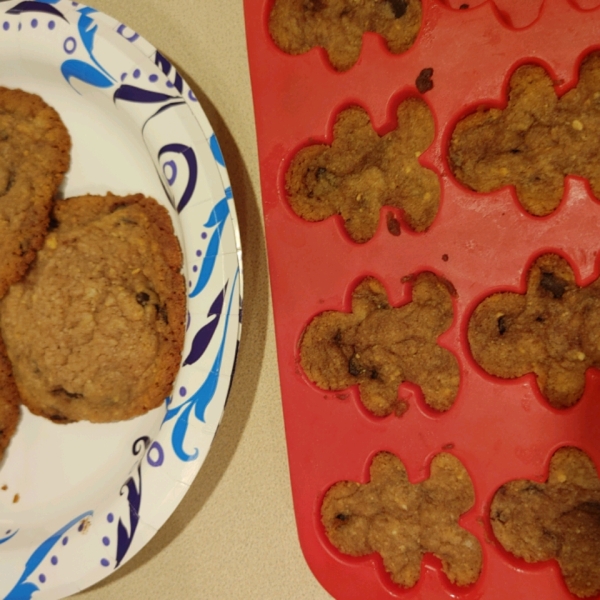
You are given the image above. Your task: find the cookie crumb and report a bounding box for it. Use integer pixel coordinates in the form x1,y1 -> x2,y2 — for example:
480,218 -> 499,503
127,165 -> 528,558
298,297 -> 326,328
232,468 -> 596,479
1,484 -> 7,491
416,67 -> 434,93
395,400 -> 409,416
386,212 -> 401,236
459,3 -> 469,8
442,253 -> 449,262
12,493 -> 19,503
79,517 -> 91,533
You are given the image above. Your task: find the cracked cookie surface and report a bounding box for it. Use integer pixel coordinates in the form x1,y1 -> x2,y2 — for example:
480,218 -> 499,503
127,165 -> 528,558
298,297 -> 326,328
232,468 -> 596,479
322,451 -> 482,588
269,0 -> 422,71
286,99 -> 439,243
468,253 -> 600,409
491,447 -> 600,598
300,272 -> 459,416
449,52 -> 600,216
0,193 -> 185,423
0,87 -> 71,299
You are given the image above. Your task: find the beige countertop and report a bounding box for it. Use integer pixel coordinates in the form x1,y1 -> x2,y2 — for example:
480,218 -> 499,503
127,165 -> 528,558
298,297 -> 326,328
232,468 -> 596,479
76,1 -> 331,599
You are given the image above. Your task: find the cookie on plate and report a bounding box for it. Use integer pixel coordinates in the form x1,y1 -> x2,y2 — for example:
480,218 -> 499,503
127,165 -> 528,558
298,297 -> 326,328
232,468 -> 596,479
0,193 -> 186,423
0,337 -> 20,463
0,87 -> 71,299
269,0 -> 422,71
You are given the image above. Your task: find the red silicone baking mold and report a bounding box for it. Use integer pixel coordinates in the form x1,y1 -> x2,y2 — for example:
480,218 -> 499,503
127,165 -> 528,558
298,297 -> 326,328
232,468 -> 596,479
244,0 -> 600,598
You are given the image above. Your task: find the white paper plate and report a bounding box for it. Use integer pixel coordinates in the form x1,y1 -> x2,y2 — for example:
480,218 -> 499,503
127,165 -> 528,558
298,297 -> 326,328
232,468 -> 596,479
0,2 -> 242,598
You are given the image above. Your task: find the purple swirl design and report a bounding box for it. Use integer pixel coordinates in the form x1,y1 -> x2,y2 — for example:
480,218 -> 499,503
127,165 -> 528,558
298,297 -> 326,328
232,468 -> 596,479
183,284 -> 227,366
163,269 -> 239,462
6,1 -> 66,20
158,143 -> 198,213
154,51 -> 183,93
113,84 -> 179,104
115,436 -> 150,568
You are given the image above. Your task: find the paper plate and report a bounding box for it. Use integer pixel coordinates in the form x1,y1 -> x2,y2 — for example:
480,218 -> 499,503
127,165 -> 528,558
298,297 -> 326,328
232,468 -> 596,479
0,2 -> 242,599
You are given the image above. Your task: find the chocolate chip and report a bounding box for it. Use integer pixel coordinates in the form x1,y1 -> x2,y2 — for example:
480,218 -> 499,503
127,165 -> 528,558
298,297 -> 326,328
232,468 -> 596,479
497,315 -> 507,335
416,68 -> 434,94
386,212 -> 401,236
492,509 -> 509,524
305,0 -> 325,11
540,271 -> 568,299
3,170 -> 15,194
109,201 -> 129,213
333,329 -> 342,344
348,355 -> 362,377
387,0 -> 408,18
535,315 -> 545,322
49,413 -> 70,422
523,483 -> 545,494
158,304 -> 169,324
51,386 -> 83,400
136,292 -> 150,306
335,513 -> 349,521
509,148 -> 521,154
370,369 -> 379,380
48,214 -> 59,231
575,501 -> 600,515
316,166 -> 327,180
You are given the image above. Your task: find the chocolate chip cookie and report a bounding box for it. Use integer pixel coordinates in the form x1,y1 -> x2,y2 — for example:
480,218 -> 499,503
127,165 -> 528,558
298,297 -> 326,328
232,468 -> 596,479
0,193 -> 186,423
286,98 -> 439,243
450,52 -> 600,216
491,447 -> 600,598
300,272 -> 459,416
468,253 -> 600,409
0,87 -> 71,299
269,0 -> 422,71
322,451 -> 482,588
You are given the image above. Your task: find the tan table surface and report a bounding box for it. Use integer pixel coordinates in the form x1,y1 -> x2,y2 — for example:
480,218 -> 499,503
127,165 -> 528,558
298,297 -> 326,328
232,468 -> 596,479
75,1 -> 332,599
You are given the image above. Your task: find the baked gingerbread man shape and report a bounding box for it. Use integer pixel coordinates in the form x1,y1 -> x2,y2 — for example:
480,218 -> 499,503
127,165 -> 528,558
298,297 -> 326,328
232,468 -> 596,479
300,272 -> 459,416
268,0 -> 422,71
491,447 -> 600,598
285,98 -> 440,243
450,52 -> 600,217
468,253 -> 600,409
322,451 -> 483,588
